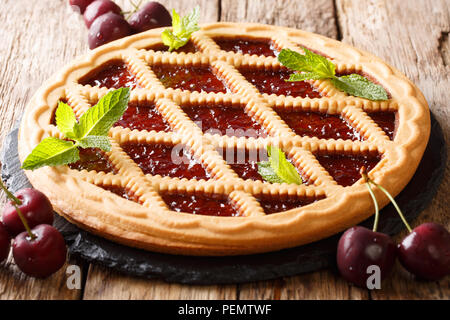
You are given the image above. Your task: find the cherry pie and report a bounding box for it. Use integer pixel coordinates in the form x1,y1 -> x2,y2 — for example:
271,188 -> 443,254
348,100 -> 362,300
18,23 -> 430,255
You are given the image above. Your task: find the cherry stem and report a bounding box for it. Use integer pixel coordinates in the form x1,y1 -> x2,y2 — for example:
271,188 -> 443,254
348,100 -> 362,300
365,180 -> 380,232
360,166 -> 412,234
12,203 -> 36,240
0,179 -> 22,206
123,0 -> 143,18
0,179 -> 36,239
360,167 -> 379,232
370,181 -> 412,233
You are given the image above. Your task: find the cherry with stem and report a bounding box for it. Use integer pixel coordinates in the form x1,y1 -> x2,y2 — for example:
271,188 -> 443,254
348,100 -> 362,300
123,0 -> 144,18
360,167 -> 450,281
336,166 -> 397,287
0,180 -> 36,240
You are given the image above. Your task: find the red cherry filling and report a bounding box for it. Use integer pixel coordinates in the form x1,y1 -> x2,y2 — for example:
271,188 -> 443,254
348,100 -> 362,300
100,185 -> 141,203
368,112 -> 397,140
182,104 -> 267,138
218,147 -> 310,184
256,195 -> 324,214
276,110 -> 363,141
69,148 -> 116,173
122,143 -> 211,180
214,37 -> 278,57
316,153 -> 381,187
161,193 -> 240,217
239,67 -> 322,98
114,102 -> 171,132
148,41 -> 198,53
80,61 -> 139,89
151,64 -> 228,93
218,147 -> 268,181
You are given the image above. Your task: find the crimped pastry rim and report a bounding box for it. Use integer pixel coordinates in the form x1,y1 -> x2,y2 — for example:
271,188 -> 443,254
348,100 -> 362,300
18,22 -> 430,255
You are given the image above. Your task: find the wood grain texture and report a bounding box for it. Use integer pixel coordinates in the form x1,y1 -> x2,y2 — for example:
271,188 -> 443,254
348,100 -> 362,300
220,0 -> 338,39
0,255 -> 84,300
335,0 -> 450,299
0,0 -> 448,300
83,265 -> 236,300
238,270 -> 369,300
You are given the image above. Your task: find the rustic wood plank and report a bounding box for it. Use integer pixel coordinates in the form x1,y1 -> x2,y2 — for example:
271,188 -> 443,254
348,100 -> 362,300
83,264 -> 237,300
239,270 -> 369,300
0,254 -> 84,300
220,0 -> 338,38
335,0 -> 450,299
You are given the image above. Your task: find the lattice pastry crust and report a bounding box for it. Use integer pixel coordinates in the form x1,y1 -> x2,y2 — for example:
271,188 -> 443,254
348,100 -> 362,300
18,23 -> 430,255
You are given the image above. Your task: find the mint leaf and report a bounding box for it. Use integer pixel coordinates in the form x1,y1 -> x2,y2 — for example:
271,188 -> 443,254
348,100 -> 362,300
257,146 -> 303,185
332,74 -> 388,100
288,72 -> 326,82
23,88 -> 130,171
278,48 -> 335,79
161,29 -> 184,52
75,87 -> 130,139
55,101 -> 77,139
22,138 -> 79,170
161,7 -> 200,51
78,136 -> 111,152
278,48 -> 388,101
257,161 -> 284,184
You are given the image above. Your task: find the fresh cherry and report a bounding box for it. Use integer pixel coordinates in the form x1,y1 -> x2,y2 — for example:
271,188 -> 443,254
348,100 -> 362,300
84,0 -> 123,28
128,1 -> 172,33
398,222 -> 450,280
2,188 -> 54,237
0,223 -> 11,263
337,167 -> 398,287
337,226 -> 396,287
12,224 -> 67,278
88,12 -> 132,49
69,0 -> 95,14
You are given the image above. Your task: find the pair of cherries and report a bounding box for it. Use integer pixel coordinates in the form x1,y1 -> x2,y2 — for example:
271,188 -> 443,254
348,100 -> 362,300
69,0 -> 172,49
337,168 -> 450,287
0,181 -> 67,278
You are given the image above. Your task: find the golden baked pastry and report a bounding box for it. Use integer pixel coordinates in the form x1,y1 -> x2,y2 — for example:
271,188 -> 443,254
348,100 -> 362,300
18,23 -> 430,255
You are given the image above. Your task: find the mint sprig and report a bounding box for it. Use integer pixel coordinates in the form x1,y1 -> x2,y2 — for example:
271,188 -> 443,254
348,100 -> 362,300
257,146 -> 303,185
278,48 -> 388,101
161,6 -> 200,52
22,87 -> 130,170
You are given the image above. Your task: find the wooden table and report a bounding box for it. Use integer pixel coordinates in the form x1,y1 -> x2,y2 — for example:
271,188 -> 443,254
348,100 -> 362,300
0,0 -> 448,300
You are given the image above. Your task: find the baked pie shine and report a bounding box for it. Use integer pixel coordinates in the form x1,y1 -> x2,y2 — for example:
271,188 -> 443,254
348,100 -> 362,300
18,23 -> 430,255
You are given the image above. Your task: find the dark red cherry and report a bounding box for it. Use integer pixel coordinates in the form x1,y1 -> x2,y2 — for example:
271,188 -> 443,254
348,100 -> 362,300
337,226 -> 397,287
128,2 -> 172,33
12,225 -> 67,278
0,223 -> 11,263
88,12 -> 132,49
84,0 -> 123,28
398,222 -> 450,280
69,0 -> 95,14
2,188 -> 54,237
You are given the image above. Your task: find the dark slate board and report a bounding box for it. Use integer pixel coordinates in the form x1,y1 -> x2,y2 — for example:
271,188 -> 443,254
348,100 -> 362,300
1,113 -> 446,284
